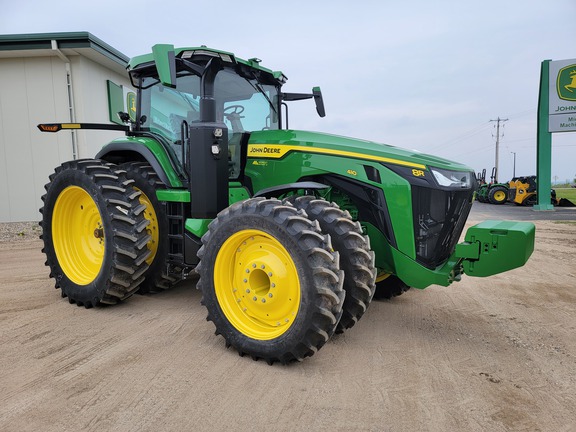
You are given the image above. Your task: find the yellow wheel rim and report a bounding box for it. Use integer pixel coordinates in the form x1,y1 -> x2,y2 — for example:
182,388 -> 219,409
52,186 -> 104,285
137,188 -> 158,265
375,272 -> 391,283
494,190 -> 506,202
214,229 -> 300,340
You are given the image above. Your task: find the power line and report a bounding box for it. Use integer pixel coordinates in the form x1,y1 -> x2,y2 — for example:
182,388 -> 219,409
426,121 -> 492,152
450,143 -> 495,158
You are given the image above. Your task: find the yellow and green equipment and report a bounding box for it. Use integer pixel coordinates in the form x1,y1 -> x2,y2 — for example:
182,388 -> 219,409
37,44 -> 535,363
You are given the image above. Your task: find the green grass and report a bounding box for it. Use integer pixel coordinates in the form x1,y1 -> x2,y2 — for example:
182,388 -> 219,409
555,188 -> 576,203
553,221 -> 576,225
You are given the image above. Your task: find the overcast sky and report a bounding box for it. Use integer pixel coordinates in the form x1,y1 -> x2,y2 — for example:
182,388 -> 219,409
2,0 -> 575,183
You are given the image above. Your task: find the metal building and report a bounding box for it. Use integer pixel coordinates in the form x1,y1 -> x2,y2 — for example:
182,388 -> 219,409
0,32 -> 131,222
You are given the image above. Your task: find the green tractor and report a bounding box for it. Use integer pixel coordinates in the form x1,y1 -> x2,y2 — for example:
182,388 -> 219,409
476,167 -> 508,205
38,44 -> 535,364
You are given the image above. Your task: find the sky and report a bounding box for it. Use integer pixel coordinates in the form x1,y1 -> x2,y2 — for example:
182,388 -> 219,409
2,0 -> 575,183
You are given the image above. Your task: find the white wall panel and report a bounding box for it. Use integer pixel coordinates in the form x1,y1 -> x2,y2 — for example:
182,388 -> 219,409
0,57 -> 71,221
0,52 -> 129,222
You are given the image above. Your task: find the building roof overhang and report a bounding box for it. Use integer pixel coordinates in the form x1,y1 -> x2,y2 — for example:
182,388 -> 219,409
0,32 -> 129,75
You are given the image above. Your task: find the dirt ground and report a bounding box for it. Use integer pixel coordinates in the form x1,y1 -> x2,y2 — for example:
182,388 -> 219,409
1,213 -> 575,432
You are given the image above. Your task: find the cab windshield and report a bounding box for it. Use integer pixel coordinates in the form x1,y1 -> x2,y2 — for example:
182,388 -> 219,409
138,67 -> 280,178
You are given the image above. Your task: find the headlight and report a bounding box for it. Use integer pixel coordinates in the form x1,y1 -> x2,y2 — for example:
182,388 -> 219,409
430,168 -> 474,189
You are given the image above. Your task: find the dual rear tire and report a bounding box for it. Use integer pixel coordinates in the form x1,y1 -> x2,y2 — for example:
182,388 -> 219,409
40,159 -> 152,307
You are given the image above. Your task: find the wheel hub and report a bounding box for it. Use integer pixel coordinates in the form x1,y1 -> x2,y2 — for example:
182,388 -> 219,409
94,228 -> 104,239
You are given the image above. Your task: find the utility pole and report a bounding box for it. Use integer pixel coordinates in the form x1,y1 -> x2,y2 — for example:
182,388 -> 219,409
490,117 -> 508,182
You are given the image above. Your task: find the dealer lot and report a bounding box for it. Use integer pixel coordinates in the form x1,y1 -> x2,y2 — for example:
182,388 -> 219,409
0,204 -> 574,432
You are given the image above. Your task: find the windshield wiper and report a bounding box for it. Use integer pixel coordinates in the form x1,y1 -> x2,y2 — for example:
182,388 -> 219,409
244,74 -> 277,115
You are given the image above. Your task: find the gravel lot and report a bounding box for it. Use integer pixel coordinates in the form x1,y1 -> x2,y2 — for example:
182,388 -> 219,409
0,204 -> 575,431
0,221 -> 40,242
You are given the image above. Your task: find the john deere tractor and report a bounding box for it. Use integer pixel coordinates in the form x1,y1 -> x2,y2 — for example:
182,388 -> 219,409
476,167 -> 508,205
38,44 -> 535,364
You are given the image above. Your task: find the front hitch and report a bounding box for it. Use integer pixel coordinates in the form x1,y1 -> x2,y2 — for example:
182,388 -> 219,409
456,220 -> 535,277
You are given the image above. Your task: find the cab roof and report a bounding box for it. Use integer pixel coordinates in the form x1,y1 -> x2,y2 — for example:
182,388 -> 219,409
128,45 -> 287,83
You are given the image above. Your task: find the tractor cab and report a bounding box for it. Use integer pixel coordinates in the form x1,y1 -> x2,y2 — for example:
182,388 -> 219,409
129,47 -> 282,180
127,46 -> 323,185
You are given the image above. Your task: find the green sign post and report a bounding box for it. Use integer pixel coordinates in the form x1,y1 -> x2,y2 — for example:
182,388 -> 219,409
535,60 -> 553,210
536,58 -> 576,210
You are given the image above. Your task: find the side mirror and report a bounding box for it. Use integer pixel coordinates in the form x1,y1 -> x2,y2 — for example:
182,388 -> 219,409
281,88 -> 326,120
313,87 -> 325,118
152,44 -> 177,88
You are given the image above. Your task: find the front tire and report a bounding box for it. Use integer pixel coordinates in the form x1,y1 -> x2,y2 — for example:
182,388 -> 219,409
40,159 -> 151,307
285,196 -> 376,333
197,198 -> 344,364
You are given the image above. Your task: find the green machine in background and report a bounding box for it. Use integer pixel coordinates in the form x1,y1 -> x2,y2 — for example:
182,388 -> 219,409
476,167 -> 509,204
38,44 -> 535,364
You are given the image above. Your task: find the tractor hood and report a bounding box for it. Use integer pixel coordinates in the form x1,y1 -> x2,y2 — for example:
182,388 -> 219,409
248,129 -> 472,173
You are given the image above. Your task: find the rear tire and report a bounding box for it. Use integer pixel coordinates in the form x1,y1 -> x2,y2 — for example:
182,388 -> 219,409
118,162 -> 181,293
40,159 -> 151,307
197,198 -> 344,364
488,186 -> 508,205
476,187 -> 487,203
285,196 -> 376,333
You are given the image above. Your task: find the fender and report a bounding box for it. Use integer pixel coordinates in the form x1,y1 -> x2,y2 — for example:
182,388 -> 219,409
95,140 -> 184,188
37,122 -> 183,188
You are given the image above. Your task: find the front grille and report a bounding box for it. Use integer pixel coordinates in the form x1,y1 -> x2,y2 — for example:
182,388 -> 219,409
412,186 -> 473,269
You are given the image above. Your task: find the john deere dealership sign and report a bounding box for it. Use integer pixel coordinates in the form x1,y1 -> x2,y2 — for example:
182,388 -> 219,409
549,59 -> 576,132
